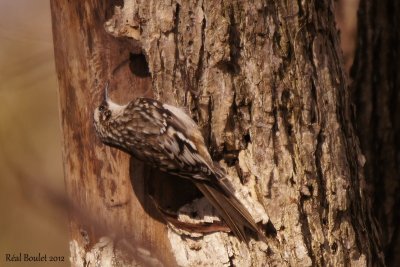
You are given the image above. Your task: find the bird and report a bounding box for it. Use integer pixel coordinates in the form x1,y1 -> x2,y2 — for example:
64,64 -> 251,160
93,82 -> 266,243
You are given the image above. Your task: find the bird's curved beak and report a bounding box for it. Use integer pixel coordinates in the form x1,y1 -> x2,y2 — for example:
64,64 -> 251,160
103,80 -> 110,103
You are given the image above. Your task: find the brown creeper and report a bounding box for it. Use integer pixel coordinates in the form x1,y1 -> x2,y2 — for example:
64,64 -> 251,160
93,83 -> 265,243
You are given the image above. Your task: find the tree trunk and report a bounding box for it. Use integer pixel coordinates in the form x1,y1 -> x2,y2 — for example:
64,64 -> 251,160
51,0 -> 384,266
351,0 -> 400,266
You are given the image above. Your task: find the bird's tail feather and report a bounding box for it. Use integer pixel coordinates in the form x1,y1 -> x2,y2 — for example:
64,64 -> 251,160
195,182 -> 265,243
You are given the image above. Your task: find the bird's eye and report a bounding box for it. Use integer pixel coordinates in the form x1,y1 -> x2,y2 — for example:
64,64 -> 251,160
105,110 -> 111,120
99,105 -> 106,112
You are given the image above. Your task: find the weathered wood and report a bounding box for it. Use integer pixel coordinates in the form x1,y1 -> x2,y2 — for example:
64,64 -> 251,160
52,0 -> 384,266
50,1 -> 177,266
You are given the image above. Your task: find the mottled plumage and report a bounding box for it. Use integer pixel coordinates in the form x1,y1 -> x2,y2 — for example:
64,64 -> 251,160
93,86 -> 265,243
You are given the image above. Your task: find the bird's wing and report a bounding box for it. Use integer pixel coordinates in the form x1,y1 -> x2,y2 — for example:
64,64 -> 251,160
126,98 -> 213,178
157,101 -> 216,179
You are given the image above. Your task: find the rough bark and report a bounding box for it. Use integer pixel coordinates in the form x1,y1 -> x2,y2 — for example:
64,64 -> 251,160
52,0 -> 384,266
351,0 -> 400,266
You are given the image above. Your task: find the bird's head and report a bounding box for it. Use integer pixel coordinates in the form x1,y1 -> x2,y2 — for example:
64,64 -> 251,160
93,82 -> 127,144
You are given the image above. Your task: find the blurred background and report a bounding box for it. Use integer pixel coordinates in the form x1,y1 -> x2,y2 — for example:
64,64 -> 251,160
0,0 -> 69,266
0,0 -> 358,266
